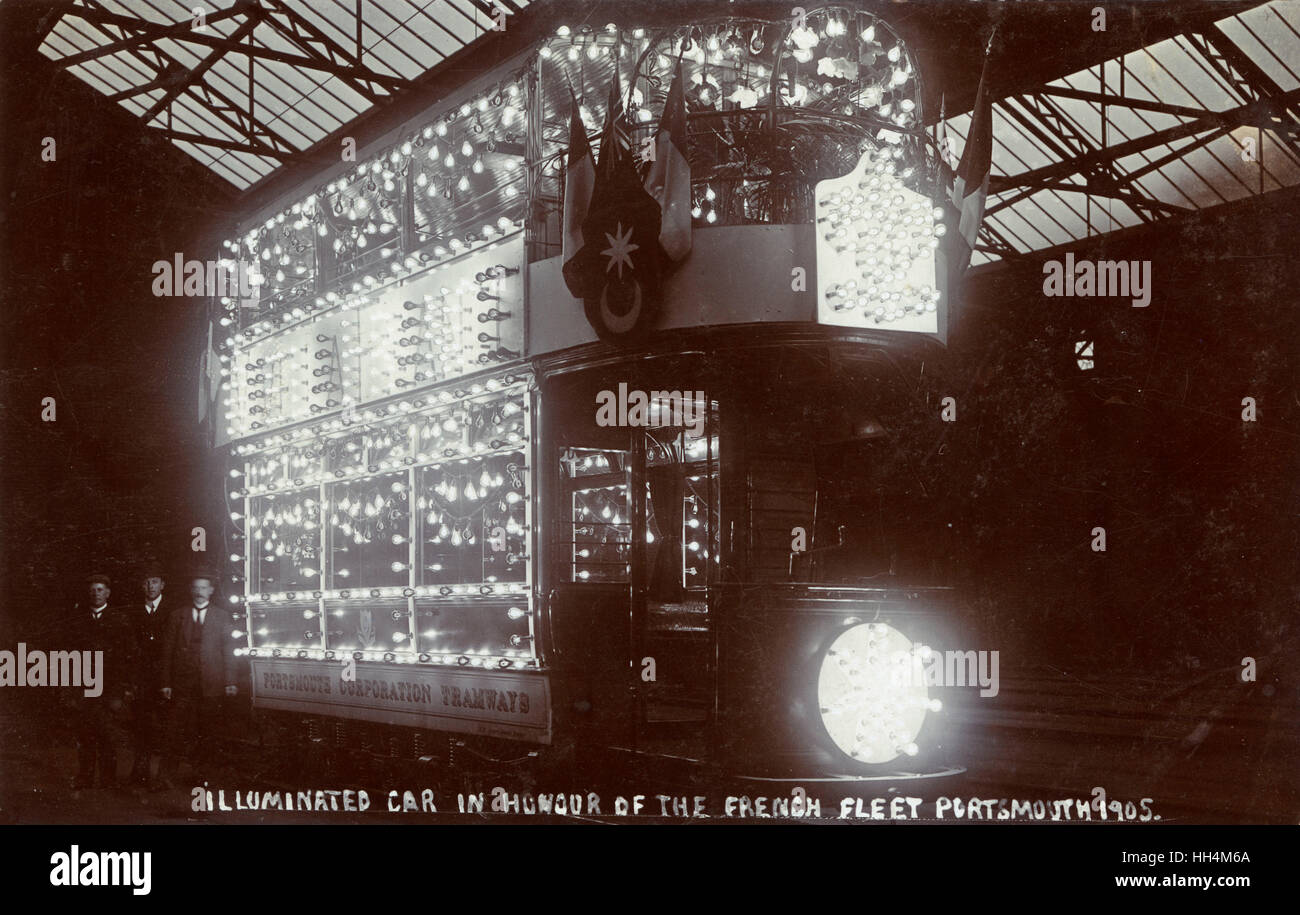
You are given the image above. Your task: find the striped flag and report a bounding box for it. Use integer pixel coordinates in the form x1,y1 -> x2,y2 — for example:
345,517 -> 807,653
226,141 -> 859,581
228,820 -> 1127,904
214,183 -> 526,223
561,90 -> 595,299
643,59 -> 692,263
949,53 -> 994,273
198,318 -> 222,425
936,92 -> 952,175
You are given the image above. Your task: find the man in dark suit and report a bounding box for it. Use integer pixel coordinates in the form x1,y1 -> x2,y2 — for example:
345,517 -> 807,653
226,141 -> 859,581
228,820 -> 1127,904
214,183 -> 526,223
157,571 -> 238,787
69,572 -> 134,790
126,566 -> 171,786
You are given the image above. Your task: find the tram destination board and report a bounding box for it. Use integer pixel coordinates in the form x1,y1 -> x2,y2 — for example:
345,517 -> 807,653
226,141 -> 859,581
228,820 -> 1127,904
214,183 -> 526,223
1,0 -> 1296,896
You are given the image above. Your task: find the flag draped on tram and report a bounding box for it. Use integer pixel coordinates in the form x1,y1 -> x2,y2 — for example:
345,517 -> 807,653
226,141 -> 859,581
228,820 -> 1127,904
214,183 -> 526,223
643,59 -> 692,263
561,91 -> 595,299
570,71 -> 665,343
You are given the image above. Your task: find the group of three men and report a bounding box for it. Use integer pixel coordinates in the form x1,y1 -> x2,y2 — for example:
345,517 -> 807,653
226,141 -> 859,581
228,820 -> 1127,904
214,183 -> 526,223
72,568 -> 238,790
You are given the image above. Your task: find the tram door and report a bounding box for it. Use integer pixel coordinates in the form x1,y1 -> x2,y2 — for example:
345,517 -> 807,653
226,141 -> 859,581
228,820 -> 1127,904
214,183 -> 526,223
545,366 -> 719,750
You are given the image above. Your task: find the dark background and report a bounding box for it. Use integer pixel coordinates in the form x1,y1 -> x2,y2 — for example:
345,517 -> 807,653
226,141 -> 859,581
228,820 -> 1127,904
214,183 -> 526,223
1,2 -> 239,639
1,0 -> 1296,675
952,188 -> 1300,671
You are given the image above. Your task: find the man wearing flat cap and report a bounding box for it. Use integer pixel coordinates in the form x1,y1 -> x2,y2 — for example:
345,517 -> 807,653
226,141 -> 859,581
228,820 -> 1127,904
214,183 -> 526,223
126,566 -> 172,786
157,569 -> 237,786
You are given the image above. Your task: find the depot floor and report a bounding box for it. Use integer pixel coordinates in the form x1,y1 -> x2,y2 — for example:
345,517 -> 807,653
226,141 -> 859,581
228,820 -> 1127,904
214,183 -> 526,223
2,661 -> 1297,825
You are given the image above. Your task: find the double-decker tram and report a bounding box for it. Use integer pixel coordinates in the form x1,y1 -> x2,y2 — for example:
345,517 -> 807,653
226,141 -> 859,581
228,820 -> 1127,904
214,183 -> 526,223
211,5 -> 974,786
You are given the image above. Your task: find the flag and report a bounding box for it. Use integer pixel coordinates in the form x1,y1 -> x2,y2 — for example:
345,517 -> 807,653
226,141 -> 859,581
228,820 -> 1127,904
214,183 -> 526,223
935,45 -> 994,341
595,66 -> 628,191
198,318 -> 222,425
572,71 -> 664,343
561,91 -> 595,299
935,92 -> 950,177
643,58 -> 692,263
949,52 -> 993,274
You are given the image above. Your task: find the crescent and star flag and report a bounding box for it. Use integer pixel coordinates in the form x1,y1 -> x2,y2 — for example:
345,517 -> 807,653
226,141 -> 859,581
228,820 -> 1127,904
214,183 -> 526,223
573,70 -> 664,343
561,90 -> 595,299
643,58 -> 692,263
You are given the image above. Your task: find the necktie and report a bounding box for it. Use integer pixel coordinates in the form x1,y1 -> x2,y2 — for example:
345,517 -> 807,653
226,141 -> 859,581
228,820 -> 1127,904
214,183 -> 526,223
194,608 -> 201,624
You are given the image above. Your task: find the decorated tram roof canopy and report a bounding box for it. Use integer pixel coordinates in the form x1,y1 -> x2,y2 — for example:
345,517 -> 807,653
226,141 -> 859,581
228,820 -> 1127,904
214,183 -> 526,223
160,1 -> 1299,442
41,0 -> 1300,372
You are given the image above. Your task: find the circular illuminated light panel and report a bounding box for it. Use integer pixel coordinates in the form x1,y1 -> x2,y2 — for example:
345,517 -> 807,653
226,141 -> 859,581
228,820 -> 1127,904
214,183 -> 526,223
817,622 -> 930,764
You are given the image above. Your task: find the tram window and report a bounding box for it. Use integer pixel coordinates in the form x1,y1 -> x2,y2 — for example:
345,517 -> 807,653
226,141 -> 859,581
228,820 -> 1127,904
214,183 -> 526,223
326,472 -> 410,589
417,451 -> 527,584
367,423 -> 415,466
810,437 -> 953,584
557,398 -> 720,590
323,432 -> 365,477
250,491 -> 322,593
680,474 -> 719,589
553,372 -> 718,589
562,449 -> 631,582
736,346 -> 957,586
643,401 -> 720,596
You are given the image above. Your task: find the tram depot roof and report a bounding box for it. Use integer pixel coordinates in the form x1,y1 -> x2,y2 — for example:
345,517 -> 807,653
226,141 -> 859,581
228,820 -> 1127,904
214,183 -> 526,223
34,0 -> 1299,264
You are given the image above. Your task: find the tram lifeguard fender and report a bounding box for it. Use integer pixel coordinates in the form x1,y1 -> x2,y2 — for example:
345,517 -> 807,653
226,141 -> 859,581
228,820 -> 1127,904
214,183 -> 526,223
528,225 -> 817,355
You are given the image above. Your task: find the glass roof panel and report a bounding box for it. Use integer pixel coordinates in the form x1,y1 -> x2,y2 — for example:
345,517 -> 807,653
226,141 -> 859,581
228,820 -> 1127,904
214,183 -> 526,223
1219,5 -> 1300,91
37,1 -> 533,188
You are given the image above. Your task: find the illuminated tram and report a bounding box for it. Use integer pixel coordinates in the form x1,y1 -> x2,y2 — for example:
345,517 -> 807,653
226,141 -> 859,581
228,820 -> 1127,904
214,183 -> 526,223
211,6 -> 971,781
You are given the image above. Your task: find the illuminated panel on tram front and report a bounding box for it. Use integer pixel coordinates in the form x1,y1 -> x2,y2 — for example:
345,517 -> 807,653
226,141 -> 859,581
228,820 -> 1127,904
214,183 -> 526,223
814,141 -> 945,335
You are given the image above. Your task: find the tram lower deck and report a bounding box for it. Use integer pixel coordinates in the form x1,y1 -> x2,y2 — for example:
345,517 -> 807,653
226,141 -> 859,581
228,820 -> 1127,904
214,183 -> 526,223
240,333 -> 975,780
